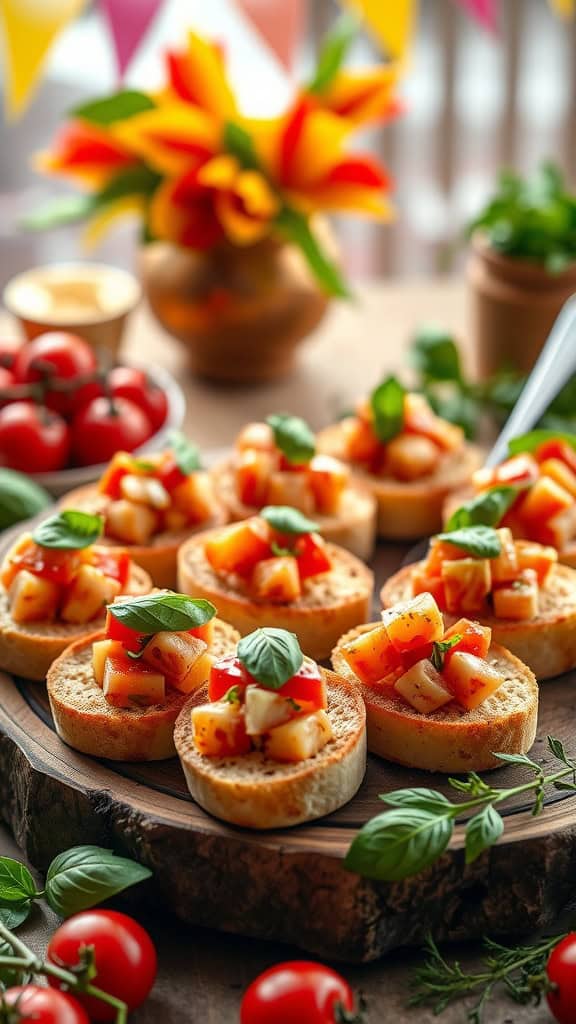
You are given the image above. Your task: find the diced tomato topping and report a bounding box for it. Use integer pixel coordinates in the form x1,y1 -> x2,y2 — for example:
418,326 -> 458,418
519,475 -> 573,529
403,394 -> 463,452
205,519 -> 272,577
235,448 -> 274,507
294,531 -> 332,580
208,654 -> 250,701
535,439 -> 576,473
99,452 -> 139,498
442,618 -> 491,663
189,619 -> 215,645
425,538 -> 464,576
342,416 -> 381,466
105,609 -> 146,653
307,454 -> 348,514
400,642 -> 434,670
473,454 -> 539,491
89,548 -> 130,588
10,542 -> 81,586
278,453 -> 308,472
157,452 -> 187,493
411,567 -> 446,607
277,660 -> 327,711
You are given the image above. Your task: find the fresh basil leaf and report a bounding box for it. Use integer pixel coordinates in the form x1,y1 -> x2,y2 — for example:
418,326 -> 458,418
271,540 -> 294,557
261,505 -> 318,535
509,429 -> 576,456
267,413 -> 316,465
108,593 -> 216,634
430,634 -> 462,672
0,901 -> 31,930
445,486 -> 518,530
223,121 -> 259,169
410,326 -> 462,383
46,845 -> 152,918
237,627 -> 303,690
72,90 -> 155,124
465,805 -> 503,864
370,376 -> 405,443
379,788 -> 453,814
492,751 -> 541,770
32,510 -> 103,550
168,431 -> 201,475
0,469 -> 51,530
275,206 -> 351,298
0,859 -> 36,903
308,12 -> 358,94
436,525 -> 502,558
344,807 -> 454,882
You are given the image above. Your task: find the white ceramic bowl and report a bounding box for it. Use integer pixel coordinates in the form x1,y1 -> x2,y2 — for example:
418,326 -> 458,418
31,363 -> 186,497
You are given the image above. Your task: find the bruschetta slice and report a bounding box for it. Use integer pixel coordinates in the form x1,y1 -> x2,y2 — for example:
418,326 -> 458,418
61,436 -> 227,588
47,591 -> 240,760
212,415 -> 377,560
443,434 -> 576,569
316,380 -> 482,539
0,510 -> 151,680
381,525 -> 576,680
332,595 -> 538,772
177,507 -> 374,661
174,627 -> 366,828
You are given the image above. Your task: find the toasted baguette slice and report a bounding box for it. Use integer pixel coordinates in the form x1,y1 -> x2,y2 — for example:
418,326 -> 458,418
316,424 -> 483,540
0,563 -> 151,682
46,618 -> 240,761
212,460 -> 377,561
174,668 -> 366,829
177,531 -> 374,661
61,483 -> 228,588
381,562 -> 576,680
332,624 -> 538,772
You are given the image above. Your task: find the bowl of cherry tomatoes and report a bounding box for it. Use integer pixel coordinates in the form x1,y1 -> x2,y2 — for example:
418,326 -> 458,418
0,331 -> 185,495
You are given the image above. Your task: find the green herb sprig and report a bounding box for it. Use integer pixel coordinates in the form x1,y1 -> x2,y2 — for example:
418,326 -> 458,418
445,487 -> 518,531
32,510 -> 103,550
436,525 -> 502,558
370,375 -> 405,443
267,413 -> 316,465
237,627 -> 303,690
261,505 -> 319,535
345,736 -> 576,882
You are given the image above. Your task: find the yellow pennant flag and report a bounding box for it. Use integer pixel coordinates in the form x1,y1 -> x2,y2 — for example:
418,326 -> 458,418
548,0 -> 574,16
339,0 -> 418,62
0,0 -> 86,118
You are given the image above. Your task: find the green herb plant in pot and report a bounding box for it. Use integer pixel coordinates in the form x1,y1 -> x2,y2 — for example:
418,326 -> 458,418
467,162 -> 576,377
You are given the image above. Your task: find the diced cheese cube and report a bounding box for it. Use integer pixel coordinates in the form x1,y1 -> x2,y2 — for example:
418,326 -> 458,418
244,685 -> 294,735
120,475 -> 170,510
143,631 -> 212,693
546,504 -> 576,550
264,710 -> 333,762
92,639 -> 124,686
381,593 -> 444,653
266,471 -> 315,514
516,541 -> 557,585
60,565 -> 121,624
442,652 -> 503,710
192,700 -> 252,757
384,433 -> 440,482
441,558 -> 491,613
250,557 -> 301,604
339,623 -> 401,685
493,570 -> 539,621
106,499 -> 159,545
103,656 -> 165,708
8,570 -> 60,623
394,659 -> 453,713
490,528 -> 519,583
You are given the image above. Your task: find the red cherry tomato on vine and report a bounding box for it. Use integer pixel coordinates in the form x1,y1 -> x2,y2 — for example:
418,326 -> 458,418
0,338 -> 21,369
2,985 -> 89,1024
108,366 -> 168,432
0,401 -> 70,472
240,961 -> 359,1024
70,396 -> 152,466
13,332 -> 97,416
47,910 -> 157,1022
547,933 -> 576,1024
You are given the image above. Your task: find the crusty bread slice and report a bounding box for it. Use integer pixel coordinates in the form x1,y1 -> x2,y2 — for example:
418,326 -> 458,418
61,483 -> 228,588
212,460 -> 377,560
46,618 -> 240,761
0,562 -> 151,682
177,531 -> 374,661
174,668 -> 366,829
332,624 -> 538,772
381,562 -> 576,681
316,424 -> 483,539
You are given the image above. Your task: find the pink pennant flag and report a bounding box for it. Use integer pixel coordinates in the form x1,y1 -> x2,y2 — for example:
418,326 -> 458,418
235,0 -> 305,72
455,0 -> 499,33
100,0 -> 164,78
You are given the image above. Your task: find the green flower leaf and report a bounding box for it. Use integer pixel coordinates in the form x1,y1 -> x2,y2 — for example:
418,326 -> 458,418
345,807 -> 454,882
308,12 -> 359,95
169,431 -> 202,475
0,859 -> 36,904
436,525 -> 502,558
508,429 -> 576,456
445,486 -> 518,531
71,90 -> 156,124
108,592 -> 216,635
237,627 -> 303,690
32,510 -> 103,550
275,206 -> 350,298
46,845 -> 152,918
267,413 -> 315,465
370,375 -> 405,443
465,804 -> 503,864
223,121 -> 259,169
260,505 -> 318,535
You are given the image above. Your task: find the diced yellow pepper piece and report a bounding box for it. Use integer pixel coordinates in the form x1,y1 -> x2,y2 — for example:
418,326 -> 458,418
192,700 -> 251,756
61,565 -> 121,624
92,639 -> 124,686
381,593 -> 444,653
339,623 -> 401,685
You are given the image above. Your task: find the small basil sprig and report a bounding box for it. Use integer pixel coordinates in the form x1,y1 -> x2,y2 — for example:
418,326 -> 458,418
238,627 -> 303,690
445,486 -> 518,530
108,592 -> 216,634
370,376 -> 405,443
436,525 -> 502,558
430,634 -> 462,672
261,505 -> 319,535
267,413 -> 315,465
169,430 -> 202,475
32,510 -> 103,550
509,428 -> 576,456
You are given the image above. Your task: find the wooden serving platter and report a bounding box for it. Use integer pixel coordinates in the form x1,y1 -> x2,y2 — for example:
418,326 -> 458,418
1,531 -> 576,962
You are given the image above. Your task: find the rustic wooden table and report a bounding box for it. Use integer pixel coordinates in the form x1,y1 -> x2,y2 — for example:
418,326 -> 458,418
0,279 -> 557,1022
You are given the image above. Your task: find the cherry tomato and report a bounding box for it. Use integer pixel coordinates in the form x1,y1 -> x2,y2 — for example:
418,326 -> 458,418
240,962 -> 358,1024
2,985 -> 89,1024
108,366 -> 168,432
13,332 -> 97,416
89,548 -> 130,588
71,396 -> 153,466
0,366 -> 15,390
294,532 -> 332,580
547,933 -> 576,1024
0,338 -> 21,369
47,910 -> 157,1022
0,401 -> 70,472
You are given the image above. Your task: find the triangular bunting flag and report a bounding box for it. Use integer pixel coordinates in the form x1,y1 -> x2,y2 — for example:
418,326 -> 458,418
339,0 -> 418,61
234,0 -> 305,72
99,0 -> 164,79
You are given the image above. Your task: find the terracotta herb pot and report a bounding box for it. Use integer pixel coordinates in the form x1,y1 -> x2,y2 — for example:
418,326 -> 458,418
139,236 -> 331,385
467,233 -> 576,377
